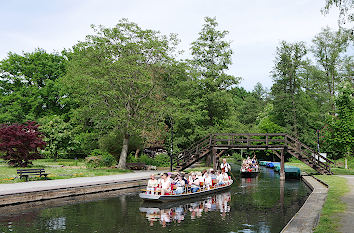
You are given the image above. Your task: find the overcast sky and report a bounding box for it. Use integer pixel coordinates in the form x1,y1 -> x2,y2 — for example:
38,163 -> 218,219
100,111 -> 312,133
0,0 -> 340,90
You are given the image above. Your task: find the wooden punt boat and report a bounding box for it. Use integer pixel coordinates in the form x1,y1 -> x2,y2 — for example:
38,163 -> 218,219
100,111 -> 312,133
139,180 -> 233,202
240,168 -> 259,178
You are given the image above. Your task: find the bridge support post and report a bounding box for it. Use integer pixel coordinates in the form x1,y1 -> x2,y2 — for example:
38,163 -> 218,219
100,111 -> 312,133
280,149 -> 285,180
280,179 -> 285,210
212,147 -> 217,170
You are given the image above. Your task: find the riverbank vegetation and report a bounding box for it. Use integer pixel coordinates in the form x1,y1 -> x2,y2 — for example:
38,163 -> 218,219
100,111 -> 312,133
287,157 -> 354,175
0,158 -> 129,184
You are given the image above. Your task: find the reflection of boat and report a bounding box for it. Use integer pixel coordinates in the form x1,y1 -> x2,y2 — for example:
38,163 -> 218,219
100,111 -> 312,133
139,192 -> 231,226
139,181 -> 233,202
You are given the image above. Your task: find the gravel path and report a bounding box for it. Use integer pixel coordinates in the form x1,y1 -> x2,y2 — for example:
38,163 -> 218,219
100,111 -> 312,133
338,175 -> 354,233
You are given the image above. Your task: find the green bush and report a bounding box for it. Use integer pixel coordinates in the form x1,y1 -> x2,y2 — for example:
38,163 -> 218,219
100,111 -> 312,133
139,154 -> 154,165
101,152 -> 116,167
127,153 -> 171,167
126,153 -> 138,163
85,149 -> 116,168
232,153 -> 243,161
154,154 -> 170,167
85,156 -> 102,168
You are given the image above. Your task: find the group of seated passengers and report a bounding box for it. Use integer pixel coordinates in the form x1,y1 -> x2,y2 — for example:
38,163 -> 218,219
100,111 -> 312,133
147,169 -> 232,195
241,155 -> 259,171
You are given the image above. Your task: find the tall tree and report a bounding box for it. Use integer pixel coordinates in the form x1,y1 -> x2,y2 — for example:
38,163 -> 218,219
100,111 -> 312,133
190,16 -> 240,129
271,41 -> 308,139
323,0 -> 354,27
326,82 -> 354,159
189,17 -> 241,165
0,49 -> 68,123
311,27 -> 351,115
62,19 -> 178,168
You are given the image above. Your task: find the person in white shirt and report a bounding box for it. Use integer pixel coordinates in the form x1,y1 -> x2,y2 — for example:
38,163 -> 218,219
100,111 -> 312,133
190,174 -> 200,193
204,172 -> 212,189
147,174 -> 159,194
160,173 -> 171,195
188,172 -> 195,184
216,171 -> 224,185
221,171 -> 230,185
167,172 -> 174,184
220,159 -> 231,173
197,172 -> 204,187
174,174 -> 185,194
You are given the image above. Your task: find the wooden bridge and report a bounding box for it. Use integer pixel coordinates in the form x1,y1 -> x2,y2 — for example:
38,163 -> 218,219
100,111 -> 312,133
174,133 -> 334,179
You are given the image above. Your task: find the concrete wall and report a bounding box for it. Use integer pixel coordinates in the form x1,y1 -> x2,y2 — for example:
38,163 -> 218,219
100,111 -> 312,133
0,179 -> 147,206
281,175 -> 328,233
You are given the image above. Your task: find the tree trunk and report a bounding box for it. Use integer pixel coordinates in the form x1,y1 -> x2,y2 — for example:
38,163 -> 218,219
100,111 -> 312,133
135,148 -> 140,159
54,151 -> 58,162
117,134 -> 130,169
205,153 -> 212,167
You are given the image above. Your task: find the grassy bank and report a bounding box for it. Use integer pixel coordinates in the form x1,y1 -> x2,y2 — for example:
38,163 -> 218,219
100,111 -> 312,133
287,157 -> 354,175
313,175 -> 350,233
0,159 -> 130,184
280,159 -> 352,232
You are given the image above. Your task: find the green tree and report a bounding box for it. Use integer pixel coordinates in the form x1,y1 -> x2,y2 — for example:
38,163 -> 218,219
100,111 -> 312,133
256,103 -> 284,133
62,19 -> 178,168
271,41 -> 308,139
237,83 -> 268,126
39,115 -> 78,161
326,82 -> 354,159
311,27 -> 351,115
323,0 -> 354,26
0,49 -> 68,123
190,17 -> 240,128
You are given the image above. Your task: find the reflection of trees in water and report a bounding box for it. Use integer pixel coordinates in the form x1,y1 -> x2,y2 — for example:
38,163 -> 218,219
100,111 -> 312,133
0,211 -> 40,227
139,192 -> 231,227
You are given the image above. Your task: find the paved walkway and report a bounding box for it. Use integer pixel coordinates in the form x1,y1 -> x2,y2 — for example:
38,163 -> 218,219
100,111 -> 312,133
0,170 -> 158,196
281,175 -> 328,233
338,175 -> 354,233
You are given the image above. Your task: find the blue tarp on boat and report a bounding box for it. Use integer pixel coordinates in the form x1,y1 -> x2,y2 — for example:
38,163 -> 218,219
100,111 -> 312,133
266,162 -> 280,168
259,161 -> 270,166
273,165 -> 301,178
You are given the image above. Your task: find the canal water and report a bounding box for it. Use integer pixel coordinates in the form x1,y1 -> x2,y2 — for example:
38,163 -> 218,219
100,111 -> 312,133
0,165 -> 310,233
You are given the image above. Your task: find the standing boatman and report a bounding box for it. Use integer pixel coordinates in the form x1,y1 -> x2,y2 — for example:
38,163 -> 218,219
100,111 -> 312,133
220,158 -> 231,174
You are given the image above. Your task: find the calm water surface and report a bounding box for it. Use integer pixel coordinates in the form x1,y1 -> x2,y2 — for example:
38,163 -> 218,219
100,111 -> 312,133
0,165 -> 310,233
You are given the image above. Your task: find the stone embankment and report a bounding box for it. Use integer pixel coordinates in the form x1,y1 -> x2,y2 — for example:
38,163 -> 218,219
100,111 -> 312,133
0,171 -> 157,206
281,174 -> 328,233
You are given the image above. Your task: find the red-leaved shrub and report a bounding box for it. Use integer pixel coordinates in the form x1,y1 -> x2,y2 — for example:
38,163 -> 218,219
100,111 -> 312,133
0,121 -> 46,167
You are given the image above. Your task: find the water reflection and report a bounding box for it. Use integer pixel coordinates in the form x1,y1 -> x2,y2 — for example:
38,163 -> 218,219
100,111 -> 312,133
139,191 -> 231,227
0,167 -> 311,233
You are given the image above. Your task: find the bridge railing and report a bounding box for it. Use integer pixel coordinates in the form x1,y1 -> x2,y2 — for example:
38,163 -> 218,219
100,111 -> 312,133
210,133 -> 287,148
175,135 -> 211,168
285,135 -> 333,173
174,133 -> 334,173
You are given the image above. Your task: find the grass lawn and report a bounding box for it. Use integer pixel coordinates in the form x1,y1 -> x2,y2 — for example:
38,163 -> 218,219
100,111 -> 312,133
287,157 -> 354,175
313,175 -> 350,233
282,159 -> 352,232
0,159 -> 130,184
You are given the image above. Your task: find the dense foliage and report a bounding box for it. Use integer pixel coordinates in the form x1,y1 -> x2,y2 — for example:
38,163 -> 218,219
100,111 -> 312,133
0,122 -> 46,167
0,17 -> 352,167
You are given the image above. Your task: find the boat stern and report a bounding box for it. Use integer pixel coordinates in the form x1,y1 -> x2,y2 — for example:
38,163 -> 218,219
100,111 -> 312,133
139,193 -> 161,201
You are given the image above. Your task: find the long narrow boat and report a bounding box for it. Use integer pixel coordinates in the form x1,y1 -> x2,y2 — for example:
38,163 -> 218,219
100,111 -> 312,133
139,180 -> 233,202
240,167 -> 259,178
